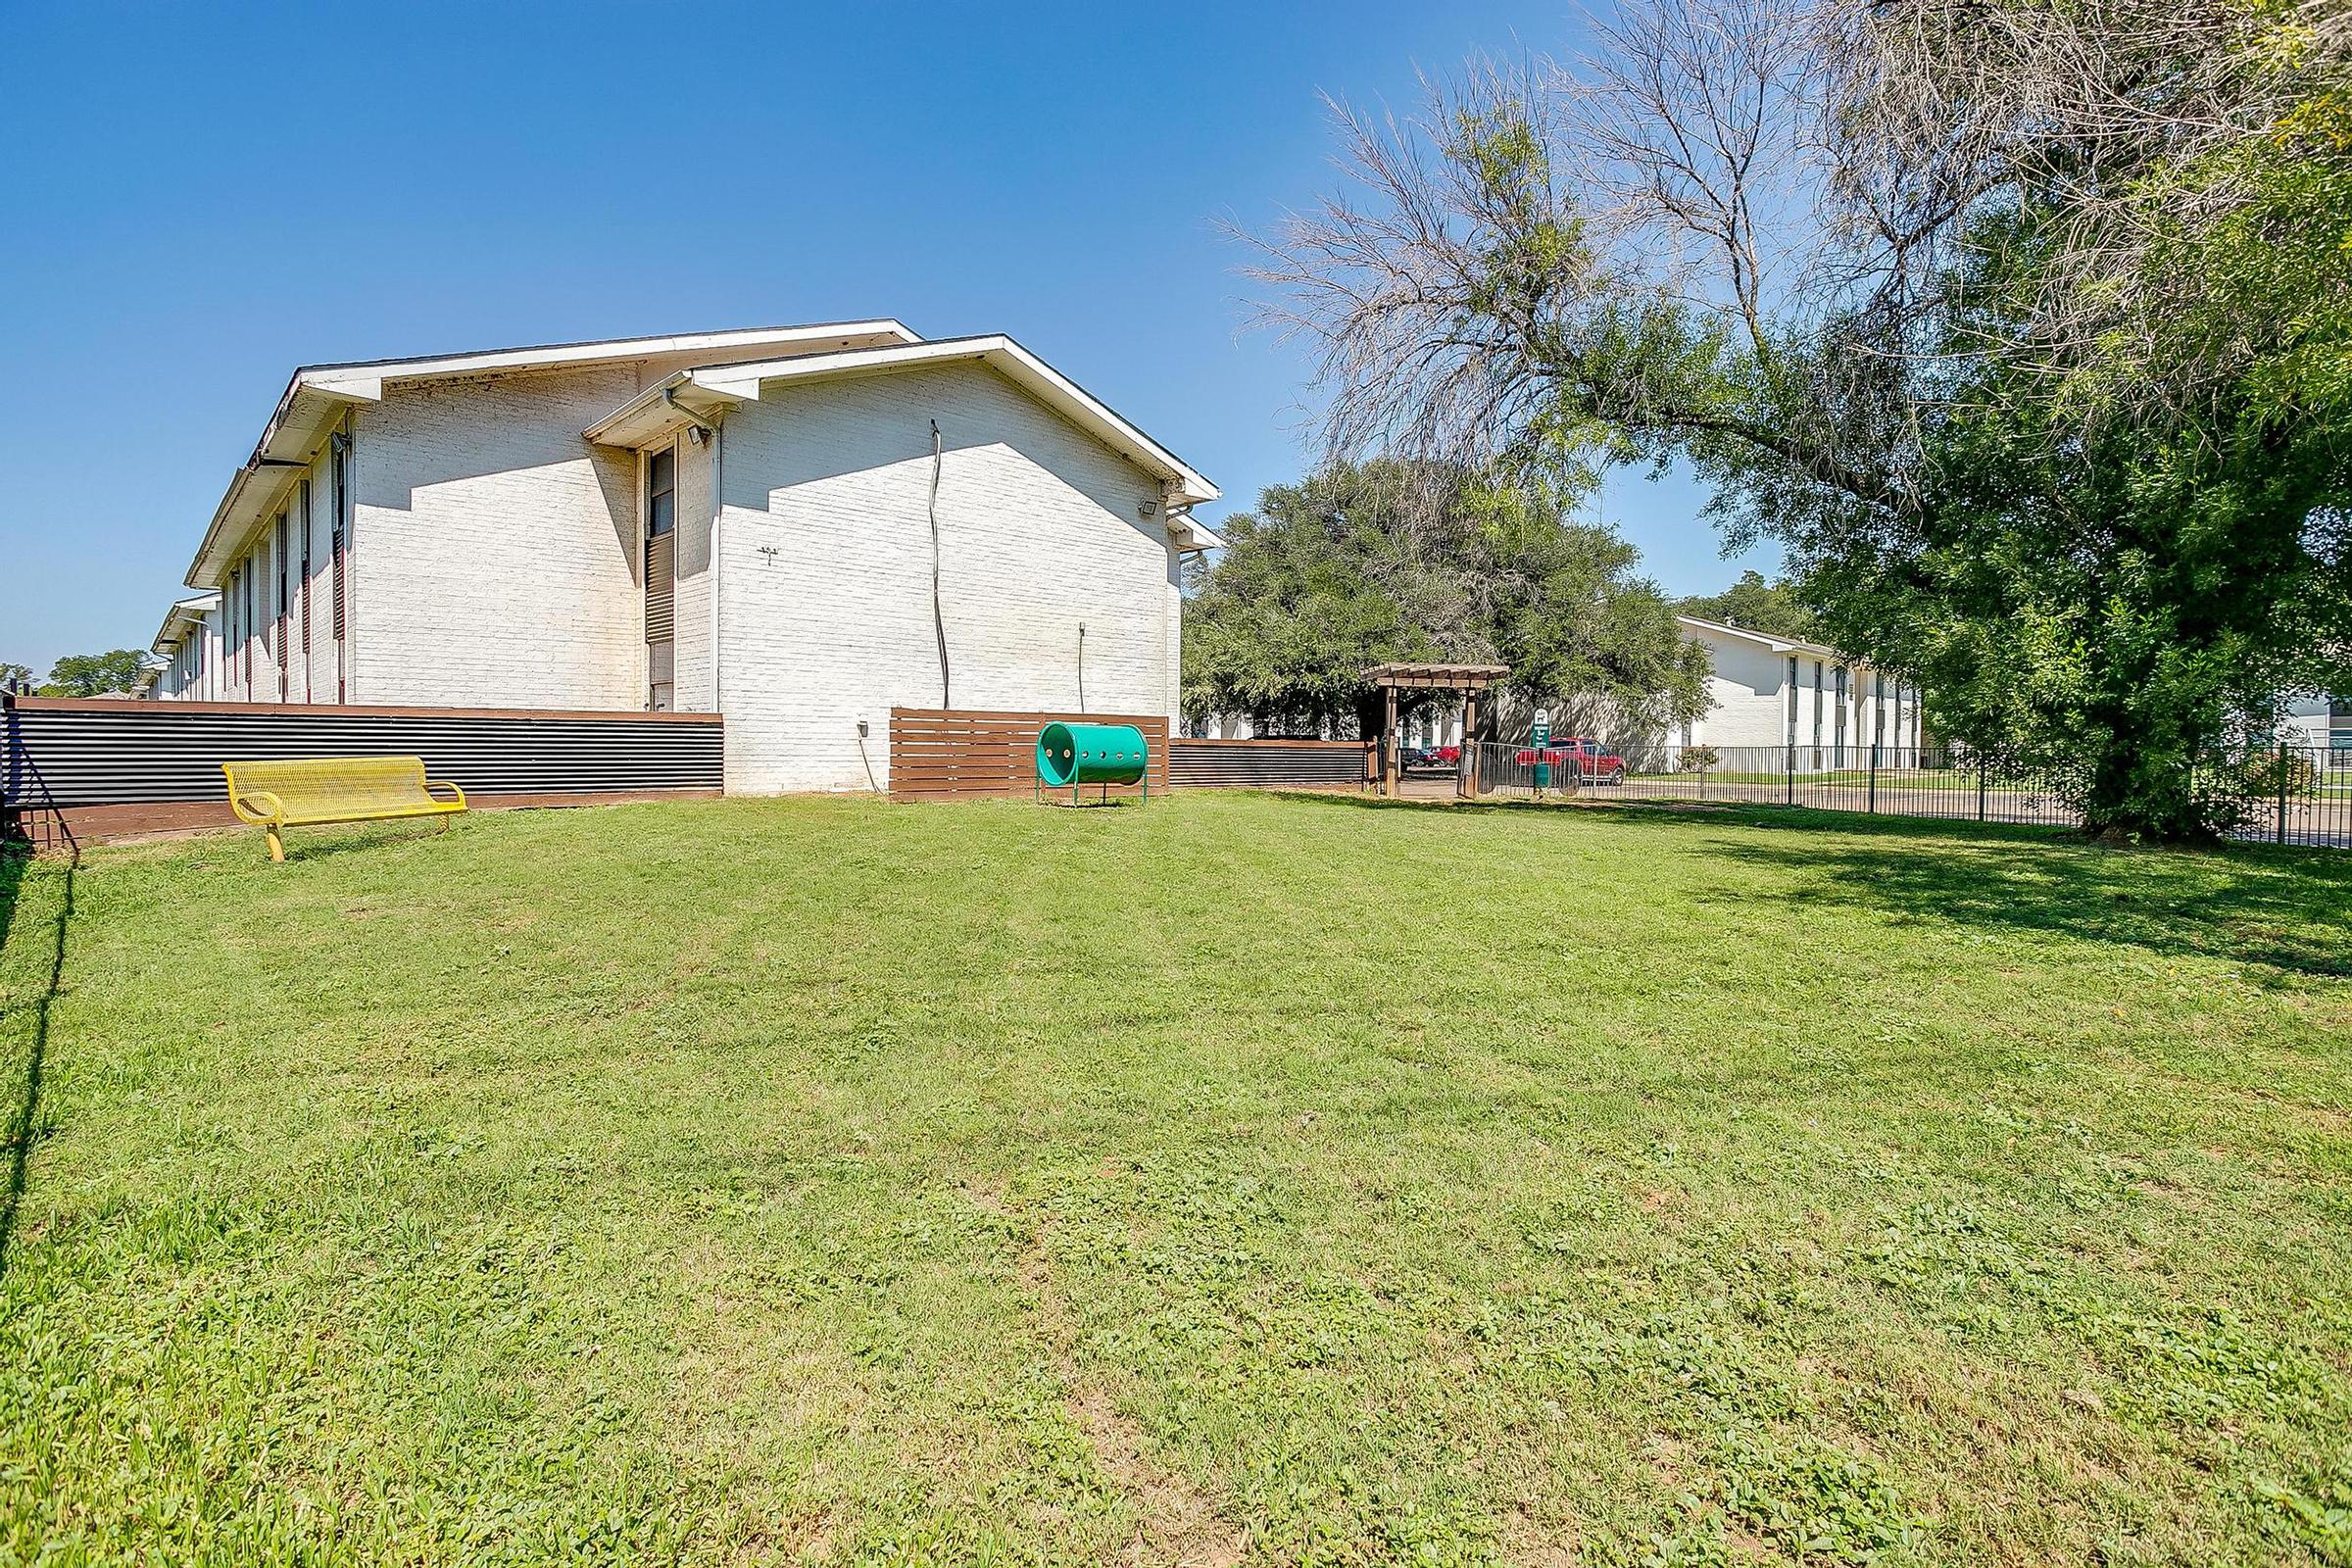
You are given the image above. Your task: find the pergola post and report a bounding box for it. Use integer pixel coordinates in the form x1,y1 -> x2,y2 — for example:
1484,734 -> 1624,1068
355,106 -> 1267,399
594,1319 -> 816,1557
1460,691 -> 1479,799
1382,686 -> 1399,797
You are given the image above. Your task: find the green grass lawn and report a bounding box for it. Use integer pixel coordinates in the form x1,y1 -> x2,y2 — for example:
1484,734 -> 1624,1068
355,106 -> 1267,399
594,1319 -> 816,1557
4,793 -> 2350,1566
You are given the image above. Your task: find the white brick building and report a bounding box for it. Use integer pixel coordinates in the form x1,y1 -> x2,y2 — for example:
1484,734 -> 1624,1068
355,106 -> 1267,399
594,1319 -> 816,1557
1676,616 -> 1922,762
148,594 -> 221,701
166,322 -> 1219,792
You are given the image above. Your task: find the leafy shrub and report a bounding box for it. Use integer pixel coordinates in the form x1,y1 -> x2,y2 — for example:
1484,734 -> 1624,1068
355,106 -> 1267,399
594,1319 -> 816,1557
2232,750 -> 2319,796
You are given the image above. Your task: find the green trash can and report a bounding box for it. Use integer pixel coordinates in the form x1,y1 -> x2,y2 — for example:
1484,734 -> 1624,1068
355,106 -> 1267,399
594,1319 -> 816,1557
1036,721 -> 1150,805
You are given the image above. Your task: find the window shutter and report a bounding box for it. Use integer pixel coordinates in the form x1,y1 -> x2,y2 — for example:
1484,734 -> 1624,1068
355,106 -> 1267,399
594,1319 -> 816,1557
645,533 -> 675,644
299,480 -> 314,700
274,515 -> 291,699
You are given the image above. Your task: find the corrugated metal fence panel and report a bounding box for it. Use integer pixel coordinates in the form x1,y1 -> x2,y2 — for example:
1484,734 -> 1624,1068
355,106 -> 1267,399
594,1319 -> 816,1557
1167,738 -> 1373,790
2,698 -> 722,808
889,708 -> 1170,802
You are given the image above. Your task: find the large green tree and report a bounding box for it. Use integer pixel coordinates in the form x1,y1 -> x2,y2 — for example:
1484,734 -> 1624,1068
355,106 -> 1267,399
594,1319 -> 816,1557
39,650 -> 153,698
1248,0 -> 2352,838
1676,572 -> 1822,642
1183,462 -> 1708,739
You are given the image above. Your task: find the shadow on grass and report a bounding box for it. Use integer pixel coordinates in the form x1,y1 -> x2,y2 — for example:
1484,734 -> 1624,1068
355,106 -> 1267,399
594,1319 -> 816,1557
0,848 -> 70,1275
228,819 -> 459,866
1268,788 -> 2076,846
1703,827 -> 2352,980
1269,790 -> 2352,979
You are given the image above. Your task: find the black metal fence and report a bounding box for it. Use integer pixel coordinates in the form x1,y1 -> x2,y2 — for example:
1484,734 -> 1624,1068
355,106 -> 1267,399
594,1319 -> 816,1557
1471,741 -> 2352,849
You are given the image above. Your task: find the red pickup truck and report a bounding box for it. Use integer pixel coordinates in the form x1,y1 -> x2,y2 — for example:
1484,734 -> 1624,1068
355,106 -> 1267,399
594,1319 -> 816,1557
1512,737 -> 1628,785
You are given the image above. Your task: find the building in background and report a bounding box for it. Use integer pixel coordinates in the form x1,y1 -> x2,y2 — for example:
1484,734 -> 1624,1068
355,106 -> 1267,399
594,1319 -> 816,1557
2278,694 -> 2351,755
1675,615 -> 1922,763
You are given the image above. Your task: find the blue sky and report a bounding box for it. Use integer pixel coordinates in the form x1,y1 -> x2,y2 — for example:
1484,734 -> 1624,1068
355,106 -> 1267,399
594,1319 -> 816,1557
0,0 -> 1772,677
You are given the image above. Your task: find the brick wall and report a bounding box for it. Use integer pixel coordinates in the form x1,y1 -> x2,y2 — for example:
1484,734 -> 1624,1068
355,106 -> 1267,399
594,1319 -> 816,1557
181,349 -> 1197,793
713,361 -> 1184,794
350,365 -> 647,710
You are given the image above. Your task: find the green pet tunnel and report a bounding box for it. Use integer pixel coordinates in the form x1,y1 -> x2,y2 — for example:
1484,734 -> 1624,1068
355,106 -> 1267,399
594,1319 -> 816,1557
1035,721 -> 1150,804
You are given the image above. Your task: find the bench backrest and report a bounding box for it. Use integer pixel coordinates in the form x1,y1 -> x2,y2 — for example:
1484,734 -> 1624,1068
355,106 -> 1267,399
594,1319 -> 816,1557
222,755 -> 435,817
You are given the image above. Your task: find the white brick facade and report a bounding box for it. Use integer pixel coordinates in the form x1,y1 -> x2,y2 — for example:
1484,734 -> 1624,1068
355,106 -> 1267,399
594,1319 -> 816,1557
350,366 -> 645,710
151,600 -> 220,700
171,326 -> 1211,795
1679,617 -> 1920,760
715,362 -> 1181,793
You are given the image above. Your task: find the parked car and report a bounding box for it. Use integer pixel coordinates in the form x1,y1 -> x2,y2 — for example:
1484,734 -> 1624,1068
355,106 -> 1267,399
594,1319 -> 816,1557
1402,744 -> 1462,769
1511,737 -> 1627,785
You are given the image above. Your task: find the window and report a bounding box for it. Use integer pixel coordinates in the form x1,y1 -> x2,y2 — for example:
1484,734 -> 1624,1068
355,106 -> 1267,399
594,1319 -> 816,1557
1834,665 -> 1847,762
644,444 -> 678,710
1812,660 -> 1824,751
647,447 -> 676,537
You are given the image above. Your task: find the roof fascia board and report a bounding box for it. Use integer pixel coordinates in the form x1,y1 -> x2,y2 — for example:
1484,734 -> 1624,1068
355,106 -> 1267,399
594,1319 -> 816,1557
1675,614 -> 1853,663
690,336 -> 1221,506
306,320 -> 920,396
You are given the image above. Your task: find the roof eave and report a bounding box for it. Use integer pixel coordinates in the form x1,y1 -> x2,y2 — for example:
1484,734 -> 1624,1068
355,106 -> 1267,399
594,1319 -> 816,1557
687,334 -> 1220,507
151,593 -> 220,653
1675,614 -> 1858,663
582,373 -> 746,449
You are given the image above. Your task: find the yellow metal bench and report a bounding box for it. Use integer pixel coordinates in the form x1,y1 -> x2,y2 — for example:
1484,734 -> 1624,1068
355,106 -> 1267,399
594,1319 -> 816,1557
222,756 -> 467,861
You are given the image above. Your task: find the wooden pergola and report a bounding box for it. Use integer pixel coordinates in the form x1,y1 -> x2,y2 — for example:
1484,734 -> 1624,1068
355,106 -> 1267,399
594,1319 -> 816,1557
1362,662 -> 1508,798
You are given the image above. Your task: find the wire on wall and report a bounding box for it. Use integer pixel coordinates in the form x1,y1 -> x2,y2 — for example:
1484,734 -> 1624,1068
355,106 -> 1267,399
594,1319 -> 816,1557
928,419 -> 951,709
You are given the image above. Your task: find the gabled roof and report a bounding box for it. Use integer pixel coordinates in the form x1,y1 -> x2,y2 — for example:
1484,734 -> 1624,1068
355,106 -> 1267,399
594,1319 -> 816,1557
152,593 -> 220,655
1676,614 -> 1850,662
292,320 -> 921,404
584,334 -> 1222,544
188,320 -> 922,587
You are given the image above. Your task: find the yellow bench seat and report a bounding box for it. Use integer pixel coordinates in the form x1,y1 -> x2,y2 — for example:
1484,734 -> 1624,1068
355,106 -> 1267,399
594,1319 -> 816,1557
222,756 -> 466,861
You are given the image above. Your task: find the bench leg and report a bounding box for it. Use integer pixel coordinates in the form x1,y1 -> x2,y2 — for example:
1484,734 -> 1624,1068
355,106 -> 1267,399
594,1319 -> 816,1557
266,826 -> 285,863
433,815 -> 449,835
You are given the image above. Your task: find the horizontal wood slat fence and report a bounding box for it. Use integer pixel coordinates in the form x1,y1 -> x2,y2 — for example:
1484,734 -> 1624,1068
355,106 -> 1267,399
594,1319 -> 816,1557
3,695 -> 723,845
889,708 -> 1169,803
1167,738 -> 1374,791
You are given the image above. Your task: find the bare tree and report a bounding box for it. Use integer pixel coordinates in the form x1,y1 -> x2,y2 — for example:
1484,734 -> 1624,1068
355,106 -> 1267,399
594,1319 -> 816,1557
1245,0 -> 2347,482
1829,0 -> 2349,418
1242,0 -> 1911,521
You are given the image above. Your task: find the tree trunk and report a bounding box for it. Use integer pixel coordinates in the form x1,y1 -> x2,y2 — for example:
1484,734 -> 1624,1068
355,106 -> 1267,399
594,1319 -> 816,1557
2076,699 -> 2217,843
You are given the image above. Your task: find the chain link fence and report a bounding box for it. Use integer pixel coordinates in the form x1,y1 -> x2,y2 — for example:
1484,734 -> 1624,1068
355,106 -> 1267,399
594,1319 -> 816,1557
1469,741 -> 2352,849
